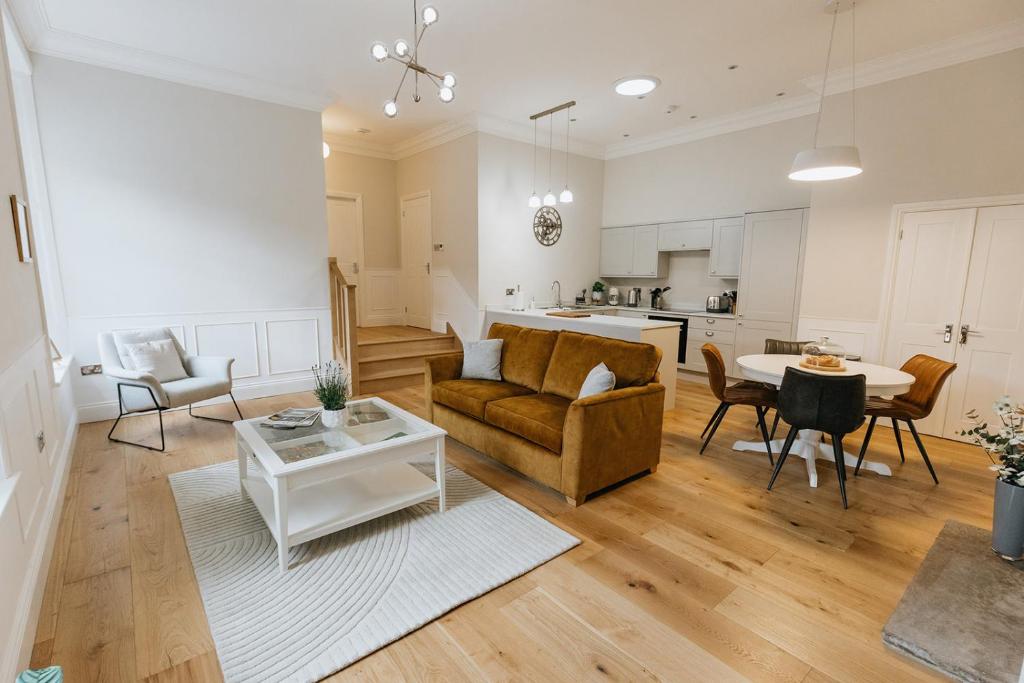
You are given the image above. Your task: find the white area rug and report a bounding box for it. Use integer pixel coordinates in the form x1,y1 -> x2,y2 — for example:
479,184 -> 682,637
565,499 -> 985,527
168,461 -> 579,683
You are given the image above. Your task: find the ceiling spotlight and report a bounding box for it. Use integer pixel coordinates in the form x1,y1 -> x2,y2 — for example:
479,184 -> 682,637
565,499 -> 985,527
421,5 -> 438,25
383,100 -> 398,118
442,72 -> 456,88
438,86 -> 454,103
394,39 -> 410,58
322,141 -> 330,159
370,42 -> 388,62
614,76 -> 660,97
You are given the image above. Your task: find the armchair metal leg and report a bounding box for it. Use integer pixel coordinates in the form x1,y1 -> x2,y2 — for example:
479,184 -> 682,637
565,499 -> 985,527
189,393 -> 245,423
107,383 -> 166,452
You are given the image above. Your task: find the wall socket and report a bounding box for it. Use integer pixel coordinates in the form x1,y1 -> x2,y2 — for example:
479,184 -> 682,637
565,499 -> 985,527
81,364 -> 103,375
432,243 -> 444,252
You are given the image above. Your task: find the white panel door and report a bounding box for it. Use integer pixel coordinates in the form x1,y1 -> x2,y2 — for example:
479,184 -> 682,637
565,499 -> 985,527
736,209 -> 805,322
882,208 -> 976,435
632,225 -> 662,276
942,205 -> 1024,440
709,217 -> 744,278
326,195 -> 361,282
400,195 -> 432,330
600,227 -> 635,277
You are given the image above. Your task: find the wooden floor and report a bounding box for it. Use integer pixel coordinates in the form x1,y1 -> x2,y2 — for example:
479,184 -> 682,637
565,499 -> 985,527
356,325 -> 446,343
31,377 -> 995,681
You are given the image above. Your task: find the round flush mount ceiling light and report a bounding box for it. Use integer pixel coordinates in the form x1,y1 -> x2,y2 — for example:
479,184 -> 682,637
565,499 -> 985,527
613,76 -> 660,97
322,141 -> 331,159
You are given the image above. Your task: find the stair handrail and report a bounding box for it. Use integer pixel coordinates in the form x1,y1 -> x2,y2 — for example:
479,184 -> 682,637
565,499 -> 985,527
328,257 -> 359,395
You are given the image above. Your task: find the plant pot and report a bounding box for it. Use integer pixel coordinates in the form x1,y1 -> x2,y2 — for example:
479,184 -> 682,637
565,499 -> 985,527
321,408 -> 347,430
592,291 -> 604,304
992,477 -> 1024,561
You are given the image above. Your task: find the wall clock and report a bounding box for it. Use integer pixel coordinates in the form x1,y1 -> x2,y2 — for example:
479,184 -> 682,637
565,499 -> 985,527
533,206 -> 562,246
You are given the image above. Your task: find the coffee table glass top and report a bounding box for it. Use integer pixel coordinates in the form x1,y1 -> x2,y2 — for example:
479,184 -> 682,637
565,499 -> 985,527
247,399 -> 432,466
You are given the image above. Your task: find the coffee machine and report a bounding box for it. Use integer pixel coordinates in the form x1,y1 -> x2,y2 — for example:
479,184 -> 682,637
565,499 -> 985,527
607,287 -> 620,305
626,287 -> 642,307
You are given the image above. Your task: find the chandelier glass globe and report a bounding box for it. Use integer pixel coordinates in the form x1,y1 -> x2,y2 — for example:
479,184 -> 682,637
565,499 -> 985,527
421,5 -> 438,25
442,72 -> 456,88
438,86 -> 454,103
383,100 -> 398,118
370,42 -> 388,62
393,39 -> 410,58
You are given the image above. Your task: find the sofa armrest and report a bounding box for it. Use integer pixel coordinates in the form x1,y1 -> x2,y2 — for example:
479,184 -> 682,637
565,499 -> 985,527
424,353 -> 463,422
561,383 -> 666,501
184,355 -> 234,381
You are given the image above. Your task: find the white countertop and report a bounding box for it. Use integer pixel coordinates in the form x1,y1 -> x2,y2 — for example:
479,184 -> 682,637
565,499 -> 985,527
485,307 -> 682,330
565,304 -> 735,319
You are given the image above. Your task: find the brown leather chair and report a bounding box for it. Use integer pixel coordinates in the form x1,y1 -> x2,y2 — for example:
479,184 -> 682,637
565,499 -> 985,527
763,339 -> 812,438
699,343 -> 776,463
854,354 -> 957,484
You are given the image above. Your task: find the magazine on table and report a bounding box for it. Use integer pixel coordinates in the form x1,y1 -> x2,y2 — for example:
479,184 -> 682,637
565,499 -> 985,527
346,403 -> 391,425
260,408 -> 320,430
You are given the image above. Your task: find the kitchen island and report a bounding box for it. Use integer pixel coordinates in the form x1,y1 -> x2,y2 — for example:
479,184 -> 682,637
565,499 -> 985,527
483,307 -> 681,409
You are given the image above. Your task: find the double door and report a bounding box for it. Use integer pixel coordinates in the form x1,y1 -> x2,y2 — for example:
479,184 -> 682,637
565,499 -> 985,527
884,204 -> 1024,439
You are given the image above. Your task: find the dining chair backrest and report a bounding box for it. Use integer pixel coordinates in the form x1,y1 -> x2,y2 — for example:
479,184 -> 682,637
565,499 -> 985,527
898,354 -> 957,416
764,339 -> 812,355
778,367 -> 866,435
701,343 -> 728,401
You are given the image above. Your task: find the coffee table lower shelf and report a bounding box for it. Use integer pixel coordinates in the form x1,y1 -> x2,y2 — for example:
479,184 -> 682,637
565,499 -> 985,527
242,461 -> 440,551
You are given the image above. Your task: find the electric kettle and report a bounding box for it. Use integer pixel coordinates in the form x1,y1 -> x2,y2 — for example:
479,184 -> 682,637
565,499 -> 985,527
627,287 -> 642,307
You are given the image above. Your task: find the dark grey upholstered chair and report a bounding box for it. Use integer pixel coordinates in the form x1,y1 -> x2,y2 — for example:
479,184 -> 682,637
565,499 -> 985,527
763,339 -> 812,439
767,367 -> 866,509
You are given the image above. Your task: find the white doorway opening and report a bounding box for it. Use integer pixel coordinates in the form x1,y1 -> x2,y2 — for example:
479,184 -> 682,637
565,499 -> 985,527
400,192 -> 433,330
326,191 -> 365,326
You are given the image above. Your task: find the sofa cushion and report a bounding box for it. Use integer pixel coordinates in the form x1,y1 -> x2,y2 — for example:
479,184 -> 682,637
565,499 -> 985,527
541,331 -> 662,401
487,323 -> 559,392
484,393 -> 571,454
432,379 -> 534,421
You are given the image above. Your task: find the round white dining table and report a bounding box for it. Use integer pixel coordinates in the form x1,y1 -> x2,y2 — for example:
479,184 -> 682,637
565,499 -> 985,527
732,354 -> 916,488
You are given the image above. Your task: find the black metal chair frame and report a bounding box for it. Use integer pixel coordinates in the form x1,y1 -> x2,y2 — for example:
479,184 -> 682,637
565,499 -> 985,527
107,382 -> 244,452
854,416 -> 939,484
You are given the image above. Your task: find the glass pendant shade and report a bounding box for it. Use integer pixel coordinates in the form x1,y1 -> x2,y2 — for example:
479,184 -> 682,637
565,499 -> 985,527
542,192 -> 557,207
370,42 -> 388,62
442,72 -> 456,88
528,193 -> 541,209
383,100 -> 398,118
559,188 -> 573,204
393,39 -> 410,58
438,86 -> 454,103
788,145 -> 862,181
421,5 -> 438,25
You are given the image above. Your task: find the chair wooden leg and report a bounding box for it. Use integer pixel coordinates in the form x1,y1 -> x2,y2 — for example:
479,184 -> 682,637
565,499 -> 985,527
767,426 -> 798,490
905,420 -> 939,485
832,434 -> 849,509
701,402 -> 726,438
754,406 -> 774,466
769,410 -> 782,440
891,418 -> 906,463
854,415 -> 877,476
700,403 -> 730,454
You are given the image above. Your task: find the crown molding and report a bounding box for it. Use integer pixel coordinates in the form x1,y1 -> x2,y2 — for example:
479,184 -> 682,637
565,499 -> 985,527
391,116 -> 479,159
8,0 -> 332,111
801,18 -> 1024,96
475,113 -> 607,160
323,133 -> 398,161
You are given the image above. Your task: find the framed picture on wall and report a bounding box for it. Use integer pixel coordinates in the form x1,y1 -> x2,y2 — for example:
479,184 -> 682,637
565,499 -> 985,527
10,194 -> 31,263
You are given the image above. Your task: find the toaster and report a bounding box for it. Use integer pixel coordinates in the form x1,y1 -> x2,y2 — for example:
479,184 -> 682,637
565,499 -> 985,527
706,295 -> 730,313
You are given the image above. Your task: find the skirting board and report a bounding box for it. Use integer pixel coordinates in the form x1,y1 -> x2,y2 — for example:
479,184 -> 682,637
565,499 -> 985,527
4,412 -> 77,682
77,375 -> 315,423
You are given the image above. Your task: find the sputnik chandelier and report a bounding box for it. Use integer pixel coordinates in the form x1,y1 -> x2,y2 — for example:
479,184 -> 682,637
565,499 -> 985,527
370,1 -> 456,118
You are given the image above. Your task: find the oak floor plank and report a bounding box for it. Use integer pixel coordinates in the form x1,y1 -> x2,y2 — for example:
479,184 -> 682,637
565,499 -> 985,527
379,622 -> 486,682
63,445 -> 130,583
142,651 -> 223,683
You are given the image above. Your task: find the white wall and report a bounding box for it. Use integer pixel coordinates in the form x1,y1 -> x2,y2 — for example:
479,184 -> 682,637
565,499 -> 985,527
32,56 -> 332,420
477,132 -> 605,312
323,150 -> 399,269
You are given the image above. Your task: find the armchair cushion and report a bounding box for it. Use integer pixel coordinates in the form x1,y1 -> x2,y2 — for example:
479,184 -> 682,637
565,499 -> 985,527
432,379 -> 533,421
125,339 -> 188,383
484,393 -> 571,454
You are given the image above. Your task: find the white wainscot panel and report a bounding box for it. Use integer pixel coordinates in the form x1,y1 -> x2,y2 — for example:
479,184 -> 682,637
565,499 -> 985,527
1,381 -> 44,541
362,268 -> 402,326
195,322 -> 259,378
266,319 -> 321,375
796,317 -> 882,362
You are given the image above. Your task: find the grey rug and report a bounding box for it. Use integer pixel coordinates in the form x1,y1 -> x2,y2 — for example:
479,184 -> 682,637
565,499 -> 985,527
168,461 -> 579,683
883,520 -> 1024,682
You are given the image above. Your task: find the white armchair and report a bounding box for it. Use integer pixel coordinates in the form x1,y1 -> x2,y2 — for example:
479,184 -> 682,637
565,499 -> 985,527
98,327 -> 243,451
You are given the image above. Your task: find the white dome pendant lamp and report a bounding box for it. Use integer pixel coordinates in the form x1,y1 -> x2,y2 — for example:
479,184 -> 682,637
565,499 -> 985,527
789,0 -> 862,182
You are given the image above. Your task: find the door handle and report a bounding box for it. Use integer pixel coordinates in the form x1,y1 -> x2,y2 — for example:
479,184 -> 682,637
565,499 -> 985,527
425,262 -> 431,275
942,323 -> 952,343
959,324 -> 981,344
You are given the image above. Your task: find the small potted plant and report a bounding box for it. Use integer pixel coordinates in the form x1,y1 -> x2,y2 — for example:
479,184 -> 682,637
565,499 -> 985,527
961,397 -> 1024,560
592,281 -> 606,305
312,360 -> 350,429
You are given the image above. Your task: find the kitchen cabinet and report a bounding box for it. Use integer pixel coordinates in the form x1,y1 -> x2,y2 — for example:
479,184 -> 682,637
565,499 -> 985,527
708,216 -> 744,278
599,225 -> 666,278
736,209 -> 807,322
732,318 -> 794,376
658,220 -> 713,252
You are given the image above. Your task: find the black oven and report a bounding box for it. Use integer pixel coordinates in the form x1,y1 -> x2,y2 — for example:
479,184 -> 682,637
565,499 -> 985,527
647,315 -> 688,364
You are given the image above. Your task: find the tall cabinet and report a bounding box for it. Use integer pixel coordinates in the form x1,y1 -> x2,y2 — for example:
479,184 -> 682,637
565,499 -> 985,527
733,209 -> 808,375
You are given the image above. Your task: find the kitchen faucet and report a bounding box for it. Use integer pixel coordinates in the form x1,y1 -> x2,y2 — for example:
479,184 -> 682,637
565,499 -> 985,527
551,280 -> 561,308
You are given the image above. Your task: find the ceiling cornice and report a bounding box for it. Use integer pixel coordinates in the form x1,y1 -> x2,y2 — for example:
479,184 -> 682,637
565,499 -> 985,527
323,132 -> 398,161
391,116 -> 479,159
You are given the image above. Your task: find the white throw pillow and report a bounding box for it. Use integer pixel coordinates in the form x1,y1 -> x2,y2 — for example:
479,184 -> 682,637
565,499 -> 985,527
461,339 -> 503,381
578,362 -> 616,399
125,339 -> 189,383
113,328 -> 181,370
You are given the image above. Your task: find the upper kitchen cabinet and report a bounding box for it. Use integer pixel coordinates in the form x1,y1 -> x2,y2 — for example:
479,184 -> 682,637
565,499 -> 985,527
736,209 -> 807,323
708,216 -> 744,278
658,220 -> 712,251
600,225 -> 667,278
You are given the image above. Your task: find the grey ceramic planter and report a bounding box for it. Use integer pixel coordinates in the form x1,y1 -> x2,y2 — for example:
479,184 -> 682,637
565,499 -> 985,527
992,477 -> 1024,560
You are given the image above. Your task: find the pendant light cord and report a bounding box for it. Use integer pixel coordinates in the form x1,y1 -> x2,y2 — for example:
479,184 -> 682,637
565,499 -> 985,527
547,114 -> 553,192
564,106 -> 571,189
811,7 -> 839,148
532,119 -> 538,194
851,1 -> 856,146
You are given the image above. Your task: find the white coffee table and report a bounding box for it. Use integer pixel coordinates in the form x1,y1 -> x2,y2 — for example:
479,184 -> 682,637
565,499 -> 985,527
234,397 -> 447,571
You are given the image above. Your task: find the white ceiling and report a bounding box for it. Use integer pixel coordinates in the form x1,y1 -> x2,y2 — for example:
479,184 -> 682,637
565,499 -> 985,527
9,0 -> 1024,156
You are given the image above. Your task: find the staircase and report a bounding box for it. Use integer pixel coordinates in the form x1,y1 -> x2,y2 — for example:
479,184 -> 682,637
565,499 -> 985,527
357,327 -> 460,395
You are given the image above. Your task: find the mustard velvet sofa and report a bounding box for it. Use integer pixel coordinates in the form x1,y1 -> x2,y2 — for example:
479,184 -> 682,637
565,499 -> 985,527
425,322 -> 665,505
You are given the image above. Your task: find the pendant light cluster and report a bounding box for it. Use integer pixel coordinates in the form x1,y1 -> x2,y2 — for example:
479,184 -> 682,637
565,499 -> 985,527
528,101 -> 575,208
790,0 -> 862,182
370,1 -> 456,119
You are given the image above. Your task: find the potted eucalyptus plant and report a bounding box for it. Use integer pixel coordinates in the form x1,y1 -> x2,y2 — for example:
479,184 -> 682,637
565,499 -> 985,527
312,360 -> 350,429
961,397 -> 1024,560
592,281 -> 606,305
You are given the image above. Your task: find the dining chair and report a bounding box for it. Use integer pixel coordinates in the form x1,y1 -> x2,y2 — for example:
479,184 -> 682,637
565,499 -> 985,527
767,367 -> 866,509
763,338 -> 812,438
854,354 -> 956,484
699,343 -> 776,464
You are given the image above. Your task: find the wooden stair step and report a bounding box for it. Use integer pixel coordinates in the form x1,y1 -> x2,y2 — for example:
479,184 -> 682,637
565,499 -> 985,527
357,335 -> 458,360
358,348 -> 457,364
359,367 -> 426,394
